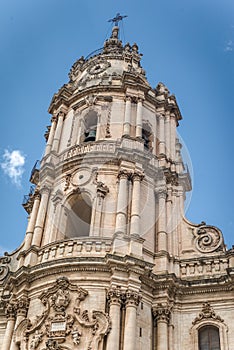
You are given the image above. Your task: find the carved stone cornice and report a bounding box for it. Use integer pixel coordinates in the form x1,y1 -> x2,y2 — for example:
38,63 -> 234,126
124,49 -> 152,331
152,303 -> 171,323
192,302 -> 224,325
125,289 -> 141,307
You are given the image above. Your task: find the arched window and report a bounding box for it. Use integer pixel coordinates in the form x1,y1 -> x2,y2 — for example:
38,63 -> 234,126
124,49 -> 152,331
65,192 -> 92,238
198,326 -> 220,350
82,110 -> 98,142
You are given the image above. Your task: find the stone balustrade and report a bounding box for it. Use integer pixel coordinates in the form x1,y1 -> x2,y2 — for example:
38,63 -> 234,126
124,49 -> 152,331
37,238 -> 112,264
180,257 -> 229,277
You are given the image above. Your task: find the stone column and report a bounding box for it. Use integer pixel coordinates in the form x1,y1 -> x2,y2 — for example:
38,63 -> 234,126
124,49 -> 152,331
170,114 -> 176,161
2,300 -> 17,350
92,182 -> 109,237
157,189 -> 167,252
123,290 -> 141,350
136,98 -> 143,138
123,97 -> 132,136
106,287 -> 123,350
165,112 -> 170,159
130,172 -> 144,236
158,114 -> 165,155
31,186 -> 50,247
23,192 -> 41,251
52,111 -> 65,153
44,116 -> 57,156
9,297 -> 29,350
152,304 -> 171,350
115,171 -> 129,235
166,187 -> 173,255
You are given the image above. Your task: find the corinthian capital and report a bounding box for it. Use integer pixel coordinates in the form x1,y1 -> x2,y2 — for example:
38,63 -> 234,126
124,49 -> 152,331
131,171 -> 144,182
118,170 -> 131,180
4,299 -> 17,320
107,286 -> 123,305
152,303 -> 171,323
16,296 -> 29,317
125,289 -> 141,307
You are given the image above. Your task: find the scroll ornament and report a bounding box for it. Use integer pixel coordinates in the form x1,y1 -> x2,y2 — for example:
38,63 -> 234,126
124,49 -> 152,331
194,225 -> 224,253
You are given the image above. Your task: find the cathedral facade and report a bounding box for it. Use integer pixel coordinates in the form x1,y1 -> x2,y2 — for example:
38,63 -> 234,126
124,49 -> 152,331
0,22 -> 233,350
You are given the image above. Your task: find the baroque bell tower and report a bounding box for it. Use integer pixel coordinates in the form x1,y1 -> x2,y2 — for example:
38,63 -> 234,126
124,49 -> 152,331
1,15 -> 234,350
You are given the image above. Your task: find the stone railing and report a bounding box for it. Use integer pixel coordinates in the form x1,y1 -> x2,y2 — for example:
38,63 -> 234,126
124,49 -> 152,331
38,238 -> 113,264
179,257 -> 229,278
60,138 -> 153,163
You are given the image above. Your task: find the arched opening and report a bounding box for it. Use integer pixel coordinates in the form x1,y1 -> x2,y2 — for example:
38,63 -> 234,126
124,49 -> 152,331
65,192 -> 92,238
142,123 -> 153,151
82,110 -> 98,142
198,326 -> 220,350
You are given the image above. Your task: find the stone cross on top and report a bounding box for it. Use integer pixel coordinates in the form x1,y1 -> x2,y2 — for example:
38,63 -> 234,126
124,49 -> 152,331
108,13 -> 128,27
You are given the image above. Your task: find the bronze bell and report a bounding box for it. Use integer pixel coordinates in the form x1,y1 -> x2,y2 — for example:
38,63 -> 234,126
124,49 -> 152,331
84,129 -> 96,142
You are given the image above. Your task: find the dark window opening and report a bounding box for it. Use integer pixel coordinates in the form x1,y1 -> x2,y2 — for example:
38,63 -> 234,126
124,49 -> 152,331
65,193 -> 92,238
198,326 -> 220,350
83,110 -> 98,143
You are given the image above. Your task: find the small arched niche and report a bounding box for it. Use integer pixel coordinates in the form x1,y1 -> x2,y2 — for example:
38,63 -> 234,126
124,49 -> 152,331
64,192 -> 92,238
81,110 -> 98,142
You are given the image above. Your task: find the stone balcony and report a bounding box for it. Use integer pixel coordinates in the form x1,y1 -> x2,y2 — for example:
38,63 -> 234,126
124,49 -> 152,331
37,238 -> 113,264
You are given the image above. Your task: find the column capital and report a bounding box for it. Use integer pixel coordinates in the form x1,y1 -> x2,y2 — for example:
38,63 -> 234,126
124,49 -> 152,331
152,303 -> 171,323
125,289 -> 142,307
155,188 -> 167,199
131,171 -> 144,182
51,115 -> 57,123
118,170 -> 131,180
4,299 -> 17,320
107,286 -> 124,305
40,185 -> 51,195
16,296 -> 29,317
125,95 -> 132,103
137,97 -> 144,103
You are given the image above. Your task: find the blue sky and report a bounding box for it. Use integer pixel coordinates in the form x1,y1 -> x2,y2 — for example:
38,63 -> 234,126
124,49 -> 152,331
0,0 -> 233,253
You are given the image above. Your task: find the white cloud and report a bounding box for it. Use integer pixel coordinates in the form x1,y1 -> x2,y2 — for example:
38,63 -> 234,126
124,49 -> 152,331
224,40 -> 234,52
0,149 -> 25,186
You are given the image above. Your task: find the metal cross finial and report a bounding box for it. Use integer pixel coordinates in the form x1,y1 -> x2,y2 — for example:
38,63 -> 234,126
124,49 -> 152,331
108,13 -> 128,27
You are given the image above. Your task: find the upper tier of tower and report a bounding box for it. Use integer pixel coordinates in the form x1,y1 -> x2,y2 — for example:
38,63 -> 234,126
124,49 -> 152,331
48,25 -> 182,129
